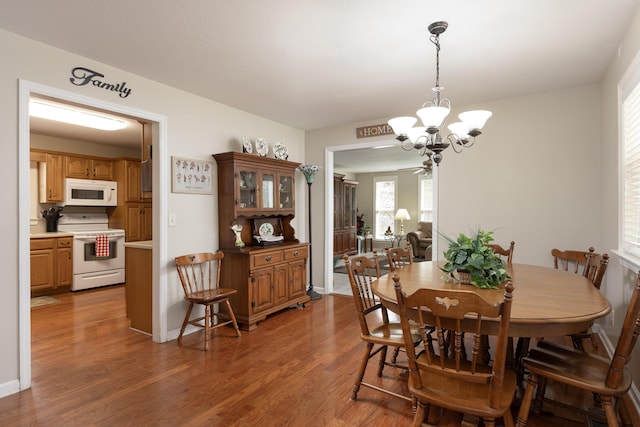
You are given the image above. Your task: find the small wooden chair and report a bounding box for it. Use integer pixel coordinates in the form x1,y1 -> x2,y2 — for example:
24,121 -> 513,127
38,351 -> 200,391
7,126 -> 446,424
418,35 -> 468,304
516,270 -> 640,427
175,252 -> 241,351
551,246 -> 595,274
385,244 -> 413,272
343,253 -> 420,403
394,275 -> 517,426
570,252 -> 610,350
487,241 -> 515,264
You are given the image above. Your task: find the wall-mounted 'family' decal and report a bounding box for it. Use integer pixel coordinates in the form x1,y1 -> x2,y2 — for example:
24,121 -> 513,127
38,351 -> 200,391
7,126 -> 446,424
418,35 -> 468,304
69,67 -> 132,98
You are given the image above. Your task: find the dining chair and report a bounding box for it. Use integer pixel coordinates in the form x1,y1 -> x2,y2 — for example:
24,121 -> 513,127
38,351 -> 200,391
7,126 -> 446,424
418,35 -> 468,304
487,241 -> 515,264
385,244 -> 414,272
175,251 -> 241,351
549,247 -> 609,350
394,274 -> 517,427
551,246 -> 596,274
569,252 -> 610,350
516,270 -> 640,427
343,253 -> 421,403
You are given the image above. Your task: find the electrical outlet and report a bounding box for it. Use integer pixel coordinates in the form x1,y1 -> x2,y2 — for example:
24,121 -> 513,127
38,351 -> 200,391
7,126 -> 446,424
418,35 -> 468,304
169,213 -> 176,226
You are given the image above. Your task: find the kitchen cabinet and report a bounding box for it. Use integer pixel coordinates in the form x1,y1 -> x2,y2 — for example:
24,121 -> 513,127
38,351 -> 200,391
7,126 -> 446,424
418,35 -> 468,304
65,155 -> 114,180
125,204 -> 152,242
37,152 -> 64,203
30,236 -> 73,296
212,151 -> 310,330
109,159 -> 152,242
333,174 -> 359,256
141,122 -> 152,200
125,242 -> 152,335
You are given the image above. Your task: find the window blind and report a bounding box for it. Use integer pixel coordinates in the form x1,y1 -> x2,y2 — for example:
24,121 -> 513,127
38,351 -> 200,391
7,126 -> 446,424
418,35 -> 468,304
623,80 -> 640,256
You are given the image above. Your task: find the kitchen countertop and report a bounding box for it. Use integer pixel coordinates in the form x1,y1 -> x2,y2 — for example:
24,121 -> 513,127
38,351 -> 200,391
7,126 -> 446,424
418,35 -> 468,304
124,240 -> 153,250
30,231 -> 74,239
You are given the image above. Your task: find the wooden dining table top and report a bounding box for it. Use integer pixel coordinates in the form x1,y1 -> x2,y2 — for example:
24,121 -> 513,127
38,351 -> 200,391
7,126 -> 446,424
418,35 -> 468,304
373,261 -> 611,338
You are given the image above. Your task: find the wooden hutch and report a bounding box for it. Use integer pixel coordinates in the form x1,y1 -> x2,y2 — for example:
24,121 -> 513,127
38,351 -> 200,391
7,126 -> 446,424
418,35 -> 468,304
213,151 -> 310,331
333,173 -> 359,256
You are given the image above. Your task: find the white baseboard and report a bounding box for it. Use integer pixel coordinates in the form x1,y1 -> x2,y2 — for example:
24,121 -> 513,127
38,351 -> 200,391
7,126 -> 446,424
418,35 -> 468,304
0,379 -> 21,399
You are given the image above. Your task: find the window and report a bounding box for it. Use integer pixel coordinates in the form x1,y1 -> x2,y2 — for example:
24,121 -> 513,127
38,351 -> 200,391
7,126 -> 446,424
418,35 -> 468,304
622,73 -> 640,257
374,176 -> 396,239
419,175 -> 434,221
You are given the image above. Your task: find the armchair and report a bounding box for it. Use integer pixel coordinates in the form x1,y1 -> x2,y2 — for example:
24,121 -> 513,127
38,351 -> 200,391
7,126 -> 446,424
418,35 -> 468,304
406,221 -> 432,260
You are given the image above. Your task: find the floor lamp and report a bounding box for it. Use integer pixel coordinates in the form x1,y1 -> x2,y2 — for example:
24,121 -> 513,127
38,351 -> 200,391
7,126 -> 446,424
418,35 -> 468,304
297,164 -> 322,300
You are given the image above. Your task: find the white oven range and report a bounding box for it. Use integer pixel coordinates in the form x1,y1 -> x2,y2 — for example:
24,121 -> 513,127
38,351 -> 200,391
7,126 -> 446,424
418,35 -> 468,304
58,213 -> 125,291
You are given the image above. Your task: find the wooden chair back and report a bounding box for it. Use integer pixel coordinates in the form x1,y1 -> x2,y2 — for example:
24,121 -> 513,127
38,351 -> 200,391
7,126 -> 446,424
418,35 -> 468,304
175,251 -> 223,297
394,275 -> 515,409
606,271 -> 640,388
583,252 -> 610,290
551,247 -> 596,274
385,244 -> 413,272
343,253 -> 385,336
487,241 -> 515,264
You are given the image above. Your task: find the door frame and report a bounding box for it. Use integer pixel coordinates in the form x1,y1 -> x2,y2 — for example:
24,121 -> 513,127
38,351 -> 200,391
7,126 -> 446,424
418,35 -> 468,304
324,142 -> 439,295
18,80 -> 169,391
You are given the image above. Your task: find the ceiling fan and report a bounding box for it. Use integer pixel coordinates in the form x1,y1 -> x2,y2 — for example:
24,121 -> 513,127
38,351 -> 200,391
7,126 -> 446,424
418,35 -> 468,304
399,155 -> 433,176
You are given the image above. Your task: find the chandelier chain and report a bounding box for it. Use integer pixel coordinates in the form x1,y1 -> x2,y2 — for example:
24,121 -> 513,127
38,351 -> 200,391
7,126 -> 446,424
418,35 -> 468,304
430,34 -> 441,89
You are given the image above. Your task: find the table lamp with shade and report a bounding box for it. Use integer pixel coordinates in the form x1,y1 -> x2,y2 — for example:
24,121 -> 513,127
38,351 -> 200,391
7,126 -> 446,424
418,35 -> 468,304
395,208 -> 411,234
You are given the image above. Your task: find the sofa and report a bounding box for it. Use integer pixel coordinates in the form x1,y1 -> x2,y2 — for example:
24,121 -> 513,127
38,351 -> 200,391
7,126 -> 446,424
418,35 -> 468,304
406,221 -> 433,260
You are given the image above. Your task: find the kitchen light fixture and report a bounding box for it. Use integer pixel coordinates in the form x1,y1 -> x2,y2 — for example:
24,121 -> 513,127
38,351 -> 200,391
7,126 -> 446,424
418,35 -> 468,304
29,99 -> 127,131
394,208 -> 411,234
388,21 -> 492,165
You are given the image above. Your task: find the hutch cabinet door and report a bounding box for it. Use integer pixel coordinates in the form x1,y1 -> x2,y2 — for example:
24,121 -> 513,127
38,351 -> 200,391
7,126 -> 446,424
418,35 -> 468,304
261,172 -> 276,211
237,168 -> 258,212
288,259 -> 307,299
278,173 -> 294,211
273,264 -> 288,305
250,268 -> 275,314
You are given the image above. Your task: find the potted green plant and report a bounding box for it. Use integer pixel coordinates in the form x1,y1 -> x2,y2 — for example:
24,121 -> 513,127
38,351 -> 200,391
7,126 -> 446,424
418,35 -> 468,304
441,230 -> 510,289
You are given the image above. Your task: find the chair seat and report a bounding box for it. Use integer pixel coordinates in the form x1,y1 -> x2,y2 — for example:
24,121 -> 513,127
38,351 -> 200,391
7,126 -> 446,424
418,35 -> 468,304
410,353 -> 518,419
185,287 -> 237,304
523,340 -> 633,396
365,322 -> 420,345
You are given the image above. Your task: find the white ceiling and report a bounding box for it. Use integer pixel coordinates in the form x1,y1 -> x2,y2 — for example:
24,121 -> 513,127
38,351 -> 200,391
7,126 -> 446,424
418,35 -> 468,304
3,0 -> 638,171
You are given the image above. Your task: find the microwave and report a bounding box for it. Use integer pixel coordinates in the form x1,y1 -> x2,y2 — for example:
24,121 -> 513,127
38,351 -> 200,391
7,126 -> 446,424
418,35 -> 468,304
64,178 -> 118,206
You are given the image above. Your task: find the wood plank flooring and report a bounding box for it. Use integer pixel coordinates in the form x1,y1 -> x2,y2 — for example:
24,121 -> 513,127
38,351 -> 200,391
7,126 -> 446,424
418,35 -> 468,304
0,285 -> 632,426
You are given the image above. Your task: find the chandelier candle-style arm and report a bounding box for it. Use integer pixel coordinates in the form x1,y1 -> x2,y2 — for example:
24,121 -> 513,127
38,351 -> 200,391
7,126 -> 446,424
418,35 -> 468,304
388,21 -> 492,164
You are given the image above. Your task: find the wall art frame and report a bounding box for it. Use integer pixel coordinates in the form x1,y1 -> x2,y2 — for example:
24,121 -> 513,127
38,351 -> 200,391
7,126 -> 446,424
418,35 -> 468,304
171,156 -> 213,194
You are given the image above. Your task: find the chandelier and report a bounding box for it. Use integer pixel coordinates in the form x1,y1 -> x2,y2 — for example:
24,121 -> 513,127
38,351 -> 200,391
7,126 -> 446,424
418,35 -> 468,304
388,21 -> 492,165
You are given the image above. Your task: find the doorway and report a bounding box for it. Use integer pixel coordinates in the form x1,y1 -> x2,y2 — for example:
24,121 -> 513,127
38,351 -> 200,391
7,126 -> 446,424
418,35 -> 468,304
18,80 -> 168,391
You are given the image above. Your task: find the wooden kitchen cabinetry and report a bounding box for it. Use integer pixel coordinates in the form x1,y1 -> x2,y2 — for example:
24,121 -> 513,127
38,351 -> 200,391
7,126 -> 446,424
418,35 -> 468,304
65,155 -> 114,180
32,151 -> 64,203
333,173 -> 359,256
30,236 -> 73,296
125,242 -> 152,334
212,151 -> 310,330
109,158 -> 152,241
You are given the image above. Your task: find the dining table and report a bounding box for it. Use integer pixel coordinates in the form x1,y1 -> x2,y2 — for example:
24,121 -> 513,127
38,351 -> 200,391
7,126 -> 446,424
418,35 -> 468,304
373,261 -> 611,338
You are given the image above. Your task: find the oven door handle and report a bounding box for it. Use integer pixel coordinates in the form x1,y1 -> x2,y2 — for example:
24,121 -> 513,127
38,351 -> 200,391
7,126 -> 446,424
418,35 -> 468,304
74,234 -> 123,241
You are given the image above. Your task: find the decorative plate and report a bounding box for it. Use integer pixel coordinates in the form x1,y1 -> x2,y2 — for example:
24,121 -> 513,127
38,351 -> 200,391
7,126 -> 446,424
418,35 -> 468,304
242,136 -> 253,154
259,222 -> 274,237
255,138 -> 269,157
273,142 -> 288,160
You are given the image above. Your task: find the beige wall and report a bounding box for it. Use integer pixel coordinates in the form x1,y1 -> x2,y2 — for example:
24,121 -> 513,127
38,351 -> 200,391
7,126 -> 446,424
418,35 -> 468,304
0,28 -> 305,396
307,83 -> 601,282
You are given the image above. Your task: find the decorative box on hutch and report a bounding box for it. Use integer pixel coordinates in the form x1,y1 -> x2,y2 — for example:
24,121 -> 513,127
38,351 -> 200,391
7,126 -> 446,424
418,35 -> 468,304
212,151 -> 310,331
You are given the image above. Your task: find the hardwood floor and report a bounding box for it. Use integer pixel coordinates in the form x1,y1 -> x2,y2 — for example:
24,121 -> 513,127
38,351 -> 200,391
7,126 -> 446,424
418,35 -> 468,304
0,285 -> 632,426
